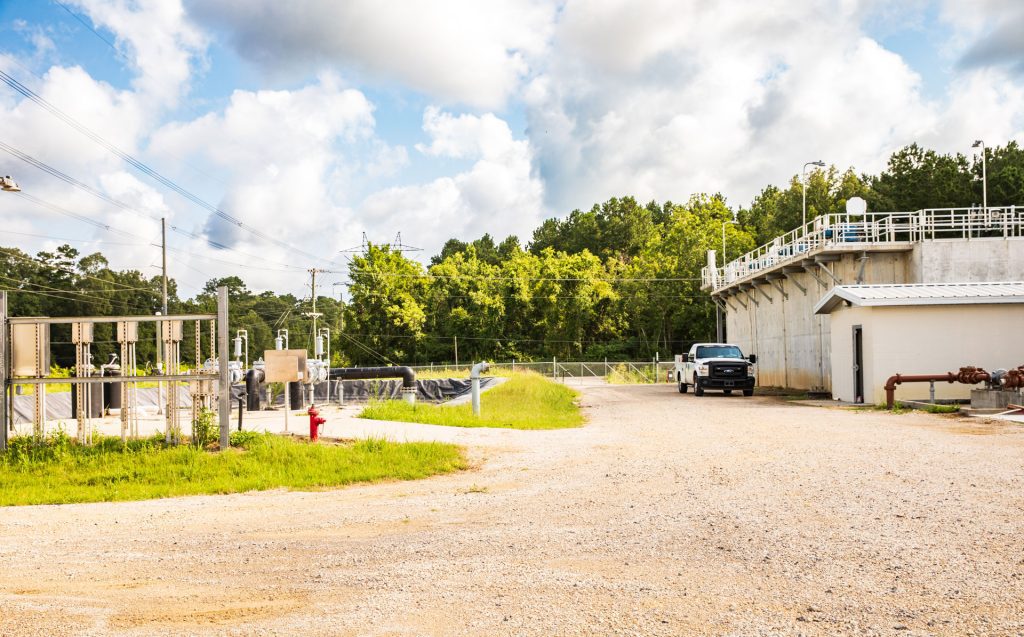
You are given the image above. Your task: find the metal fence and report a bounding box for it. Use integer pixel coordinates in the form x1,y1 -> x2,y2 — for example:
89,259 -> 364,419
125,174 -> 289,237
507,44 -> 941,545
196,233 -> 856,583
410,360 -> 679,383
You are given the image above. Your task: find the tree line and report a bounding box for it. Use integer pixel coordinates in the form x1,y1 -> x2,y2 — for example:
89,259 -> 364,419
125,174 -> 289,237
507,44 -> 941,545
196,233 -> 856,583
3,141 -> 1022,368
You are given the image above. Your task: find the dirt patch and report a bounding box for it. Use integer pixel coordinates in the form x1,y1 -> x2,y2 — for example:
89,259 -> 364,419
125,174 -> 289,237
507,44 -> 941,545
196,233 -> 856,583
2,382 -> 1023,636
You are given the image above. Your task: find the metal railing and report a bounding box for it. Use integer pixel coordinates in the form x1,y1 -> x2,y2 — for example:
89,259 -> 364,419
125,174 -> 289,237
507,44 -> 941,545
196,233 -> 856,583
702,206 -> 1024,291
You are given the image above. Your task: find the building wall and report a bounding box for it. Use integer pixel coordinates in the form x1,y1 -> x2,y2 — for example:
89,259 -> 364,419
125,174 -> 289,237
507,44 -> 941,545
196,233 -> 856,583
910,238 -> 1024,283
722,237 -> 1023,392
723,251 -> 909,390
828,304 -> 1024,404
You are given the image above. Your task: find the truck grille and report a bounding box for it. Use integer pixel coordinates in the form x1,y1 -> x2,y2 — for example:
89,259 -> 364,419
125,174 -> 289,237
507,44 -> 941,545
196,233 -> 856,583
709,362 -> 747,379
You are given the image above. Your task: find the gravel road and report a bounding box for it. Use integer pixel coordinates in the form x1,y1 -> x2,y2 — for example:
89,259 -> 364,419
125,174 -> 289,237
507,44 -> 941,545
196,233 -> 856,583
2,381 -> 1023,636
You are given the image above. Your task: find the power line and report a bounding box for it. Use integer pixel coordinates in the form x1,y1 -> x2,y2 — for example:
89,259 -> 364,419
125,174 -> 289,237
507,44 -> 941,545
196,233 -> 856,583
339,267 -> 704,282
0,69 -> 335,265
2,144 -> 258,253
0,246 -> 153,292
0,272 -> 151,301
52,0 -> 124,61
0,228 -> 153,247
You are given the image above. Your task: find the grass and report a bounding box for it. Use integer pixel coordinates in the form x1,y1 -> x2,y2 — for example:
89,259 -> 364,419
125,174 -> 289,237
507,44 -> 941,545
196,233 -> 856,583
0,430 -> 465,506
605,363 -> 657,384
412,366 -> 518,380
358,371 -> 584,430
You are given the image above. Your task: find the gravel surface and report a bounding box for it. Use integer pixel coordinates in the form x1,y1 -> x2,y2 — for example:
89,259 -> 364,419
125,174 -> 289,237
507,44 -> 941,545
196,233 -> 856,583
2,381 -> 1023,636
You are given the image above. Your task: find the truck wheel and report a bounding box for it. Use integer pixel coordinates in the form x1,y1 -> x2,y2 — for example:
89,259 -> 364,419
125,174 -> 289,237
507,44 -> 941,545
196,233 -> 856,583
693,375 -> 704,397
723,390 -> 732,395
678,381 -> 687,394
743,389 -> 754,397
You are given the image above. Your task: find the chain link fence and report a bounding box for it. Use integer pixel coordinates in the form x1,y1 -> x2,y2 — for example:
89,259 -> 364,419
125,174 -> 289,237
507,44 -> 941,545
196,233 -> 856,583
409,360 -> 679,383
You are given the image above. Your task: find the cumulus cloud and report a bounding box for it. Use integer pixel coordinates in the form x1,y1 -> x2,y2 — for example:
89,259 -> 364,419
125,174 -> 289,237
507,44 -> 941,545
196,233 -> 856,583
519,0 -> 1024,212
361,108 -> 544,250
68,0 -> 206,106
187,0 -> 555,109
148,74 -> 376,262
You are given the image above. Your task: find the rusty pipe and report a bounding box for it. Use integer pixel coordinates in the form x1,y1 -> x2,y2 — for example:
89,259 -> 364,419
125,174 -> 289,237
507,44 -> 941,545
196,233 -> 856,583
956,366 -> 991,385
884,373 -> 956,409
1003,367 -> 1024,390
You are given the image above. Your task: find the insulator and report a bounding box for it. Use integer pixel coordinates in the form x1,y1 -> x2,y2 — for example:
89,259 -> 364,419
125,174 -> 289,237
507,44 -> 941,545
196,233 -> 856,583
315,335 -> 324,356
274,336 -> 283,350
233,336 -> 242,358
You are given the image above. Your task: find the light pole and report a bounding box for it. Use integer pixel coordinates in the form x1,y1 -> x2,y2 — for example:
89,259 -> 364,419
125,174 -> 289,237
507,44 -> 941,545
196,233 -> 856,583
721,216 -> 738,267
972,140 -> 987,212
1,175 -> 20,192
802,160 -> 826,228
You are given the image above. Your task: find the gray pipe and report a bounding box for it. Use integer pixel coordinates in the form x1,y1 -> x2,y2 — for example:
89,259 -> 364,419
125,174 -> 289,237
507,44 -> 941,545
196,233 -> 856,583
470,362 -> 489,417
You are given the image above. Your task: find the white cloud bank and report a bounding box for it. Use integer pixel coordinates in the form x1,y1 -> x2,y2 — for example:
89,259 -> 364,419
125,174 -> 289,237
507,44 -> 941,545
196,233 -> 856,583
3,0 -> 1024,295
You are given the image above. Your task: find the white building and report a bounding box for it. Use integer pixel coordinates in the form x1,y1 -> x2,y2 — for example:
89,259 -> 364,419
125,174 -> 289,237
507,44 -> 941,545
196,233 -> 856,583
813,282 -> 1024,404
702,206 -> 1024,396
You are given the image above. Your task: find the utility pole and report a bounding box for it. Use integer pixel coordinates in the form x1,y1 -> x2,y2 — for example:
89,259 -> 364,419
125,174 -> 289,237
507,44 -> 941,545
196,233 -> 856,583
161,218 -> 168,316
306,268 -> 324,357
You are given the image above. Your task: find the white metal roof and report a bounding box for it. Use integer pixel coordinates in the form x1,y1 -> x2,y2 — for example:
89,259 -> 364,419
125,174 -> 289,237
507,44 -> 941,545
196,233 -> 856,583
813,282 -> 1024,314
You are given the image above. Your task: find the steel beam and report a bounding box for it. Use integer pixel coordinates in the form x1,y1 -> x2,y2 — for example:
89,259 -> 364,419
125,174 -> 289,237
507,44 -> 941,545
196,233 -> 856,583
12,373 -> 217,385
8,314 -> 216,325
769,278 -> 789,300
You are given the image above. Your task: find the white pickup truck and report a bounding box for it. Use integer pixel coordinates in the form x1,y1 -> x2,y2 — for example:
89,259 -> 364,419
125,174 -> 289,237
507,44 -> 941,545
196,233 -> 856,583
674,343 -> 757,397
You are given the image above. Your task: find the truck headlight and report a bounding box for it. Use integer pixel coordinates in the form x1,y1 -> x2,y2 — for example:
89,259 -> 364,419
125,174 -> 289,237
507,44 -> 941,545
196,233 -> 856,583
698,365 -> 708,375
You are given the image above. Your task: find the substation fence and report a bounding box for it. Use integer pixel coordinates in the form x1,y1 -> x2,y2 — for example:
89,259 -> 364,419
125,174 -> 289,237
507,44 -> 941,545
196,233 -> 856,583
0,287 -> 232,451
412,360 -> 679,383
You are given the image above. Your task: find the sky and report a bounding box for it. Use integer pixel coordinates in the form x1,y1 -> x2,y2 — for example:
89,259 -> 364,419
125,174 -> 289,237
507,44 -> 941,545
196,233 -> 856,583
0,0 -> 1022,298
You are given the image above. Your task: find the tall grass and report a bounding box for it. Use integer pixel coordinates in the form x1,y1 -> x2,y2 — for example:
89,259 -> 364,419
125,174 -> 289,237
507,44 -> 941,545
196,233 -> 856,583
358,371 -> 583,430
605,362 -> 656,384
0,430 -> 465,506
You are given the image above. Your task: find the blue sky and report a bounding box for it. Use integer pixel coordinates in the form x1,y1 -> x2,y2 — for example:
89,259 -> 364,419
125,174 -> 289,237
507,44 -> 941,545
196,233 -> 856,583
0,0 -> 1021,295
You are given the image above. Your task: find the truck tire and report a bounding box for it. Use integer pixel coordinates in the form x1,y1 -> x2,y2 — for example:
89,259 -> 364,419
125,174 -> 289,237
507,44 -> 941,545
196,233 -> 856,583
723,389 -> 732,395
742,389 -> 754,397
693,375 -> 704,397
678,380 -> 687,394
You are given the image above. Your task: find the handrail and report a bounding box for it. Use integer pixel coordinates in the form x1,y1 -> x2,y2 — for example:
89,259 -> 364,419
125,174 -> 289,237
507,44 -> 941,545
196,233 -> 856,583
703,205 -> 1023,291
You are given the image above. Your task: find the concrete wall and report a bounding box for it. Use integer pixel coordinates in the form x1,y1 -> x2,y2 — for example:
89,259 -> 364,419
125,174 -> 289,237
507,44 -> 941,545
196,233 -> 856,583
723,251 -> 909,390
910,238 -> 1024,283
722,237 -> 1024,392
828,303 -> 1024,404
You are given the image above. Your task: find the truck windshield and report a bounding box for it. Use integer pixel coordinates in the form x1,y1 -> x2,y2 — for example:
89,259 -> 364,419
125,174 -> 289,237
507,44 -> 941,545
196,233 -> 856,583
696,346 -> 744,359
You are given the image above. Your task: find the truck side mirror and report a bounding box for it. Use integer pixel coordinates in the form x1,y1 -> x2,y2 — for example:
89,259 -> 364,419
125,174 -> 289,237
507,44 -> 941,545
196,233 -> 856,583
748,354 -> 757,364
687,354 -> 695,362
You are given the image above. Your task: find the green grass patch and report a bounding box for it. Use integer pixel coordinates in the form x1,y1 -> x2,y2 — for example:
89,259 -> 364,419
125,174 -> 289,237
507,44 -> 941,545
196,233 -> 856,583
0,430 -> 465,506
358,371 -> 584,430
605,363 -> 657,384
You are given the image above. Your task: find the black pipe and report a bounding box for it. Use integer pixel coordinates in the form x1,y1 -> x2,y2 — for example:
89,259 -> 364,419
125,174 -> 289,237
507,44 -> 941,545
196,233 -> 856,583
288,381 -> 307,409
237,396 -> 245,431
244,369 -> 264,411
329,366 -> 416,388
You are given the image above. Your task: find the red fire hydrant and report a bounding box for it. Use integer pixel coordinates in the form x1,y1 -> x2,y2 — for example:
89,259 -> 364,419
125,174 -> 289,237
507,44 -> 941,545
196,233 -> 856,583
308,404 -> 326,441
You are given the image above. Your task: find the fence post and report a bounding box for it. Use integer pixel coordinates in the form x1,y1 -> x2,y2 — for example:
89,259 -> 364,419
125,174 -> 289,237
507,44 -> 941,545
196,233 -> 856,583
0,291 -> 6,452
553,356 -> 556,378
217,286 -> 230,451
